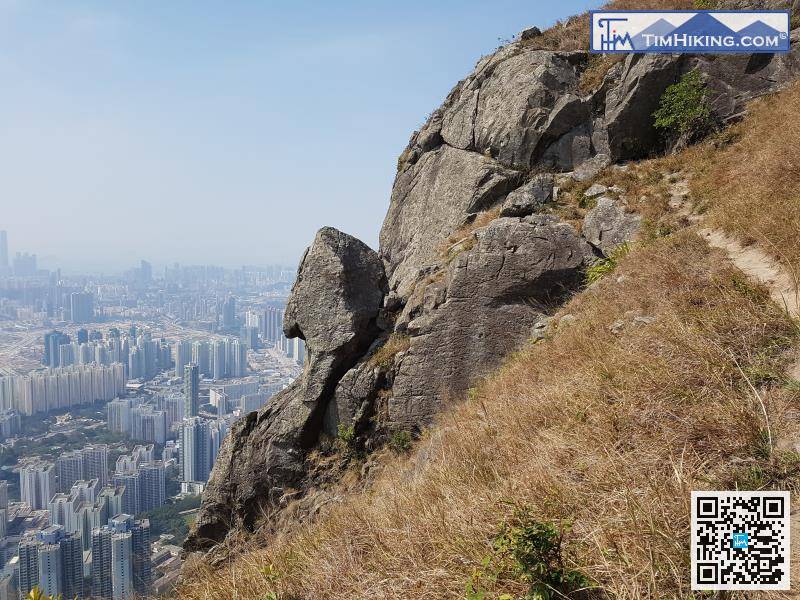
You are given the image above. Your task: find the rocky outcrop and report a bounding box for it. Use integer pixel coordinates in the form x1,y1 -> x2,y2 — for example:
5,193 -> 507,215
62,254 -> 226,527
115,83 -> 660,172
190,24 -> 800,554
381,145 -> 521,297
500,173 -> 554,217
186,228 -> 387,551
583,197 -> 641,256
389,215 -> 591,429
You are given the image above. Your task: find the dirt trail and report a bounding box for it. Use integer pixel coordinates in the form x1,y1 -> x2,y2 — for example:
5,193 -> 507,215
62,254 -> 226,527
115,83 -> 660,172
669,177 -> 800,595
669,177 -> 799,321
700,229 -> 800,319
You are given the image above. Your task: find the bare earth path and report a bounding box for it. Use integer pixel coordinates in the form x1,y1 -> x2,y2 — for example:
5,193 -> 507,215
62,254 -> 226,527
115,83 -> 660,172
701,229 -> 799,321
671,177 -> 800,595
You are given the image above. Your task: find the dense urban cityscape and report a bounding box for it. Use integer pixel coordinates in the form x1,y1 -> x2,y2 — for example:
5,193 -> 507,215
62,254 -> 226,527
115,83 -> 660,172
0,229 -> 303,598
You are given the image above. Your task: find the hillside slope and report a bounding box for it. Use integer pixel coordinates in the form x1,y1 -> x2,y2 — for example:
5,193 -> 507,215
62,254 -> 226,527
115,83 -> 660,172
181,1 -> 800,598
181,81 -> 800,598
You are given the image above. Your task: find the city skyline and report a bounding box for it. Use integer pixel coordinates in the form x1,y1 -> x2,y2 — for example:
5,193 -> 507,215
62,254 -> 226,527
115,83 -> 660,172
0,1 -> 596,271
0,228 -> 299,275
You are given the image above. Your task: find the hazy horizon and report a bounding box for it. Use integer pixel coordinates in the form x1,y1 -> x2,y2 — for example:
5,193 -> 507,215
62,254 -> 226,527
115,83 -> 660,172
1,0 -> 597,273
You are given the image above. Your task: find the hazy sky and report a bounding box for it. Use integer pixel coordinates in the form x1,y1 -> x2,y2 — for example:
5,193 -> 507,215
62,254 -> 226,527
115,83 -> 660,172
0,0 -> 597,273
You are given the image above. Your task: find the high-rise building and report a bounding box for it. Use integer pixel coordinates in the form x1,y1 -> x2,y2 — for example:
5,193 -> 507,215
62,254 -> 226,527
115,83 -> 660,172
192,341 -> 210,377
184,363 -> 199,418
37,540 -> 62,597
17,527 -> 84,599
81,445 -> 109,487
92,515 -> 151,599
45,448 -> 106,496
60,530 -> 84,599
112,472 -> 140,516
163,395 -> 183,430
20,462 -> 56,510
130,405 -> 167,445
209,389 -> 228,414
211,339 -> 226,380
0,362 -> 125,415
90,525 -> 113,599
0,409 -> 20,441
43,331 -> 70,367
0,481 -> 7,539
138,462 -> 165,512
240,325 -> 259,350
222,296 -> 236,330
292,337 -> 305,366
130,520 -> 152,595
111,526 -> 133,599
69,292 -> 94,324
107,398 -> 135,434
112,446 -> 165,516
227,339 -> 246,378
17,536 -> 40,596
56,450 -> 84,493
180,417 -> 211,484
174,340 -> 191,378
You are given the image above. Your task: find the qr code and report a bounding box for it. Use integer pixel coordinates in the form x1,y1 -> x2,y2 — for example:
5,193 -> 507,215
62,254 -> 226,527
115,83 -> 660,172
691,491 -> 790,590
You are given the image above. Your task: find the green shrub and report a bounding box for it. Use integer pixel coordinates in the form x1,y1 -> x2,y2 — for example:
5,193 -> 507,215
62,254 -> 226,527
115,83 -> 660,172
653,70 -> 713,142
389,430 -> 413,454
693,0 -> 716,8
494,508 -> 592,599
336,423 -> 359,457
465,508 -> 593,600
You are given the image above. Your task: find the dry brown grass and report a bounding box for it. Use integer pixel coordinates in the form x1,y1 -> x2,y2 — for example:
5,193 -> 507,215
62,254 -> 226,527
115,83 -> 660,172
439,207 -> 502,262
522,1 -> 696,51
688,82 -> 800,283
180,230 -> 800,599
552,157 -> 687,239
579,54 -> 626,93
369,333 -> 411,369
179,27 -> 800,600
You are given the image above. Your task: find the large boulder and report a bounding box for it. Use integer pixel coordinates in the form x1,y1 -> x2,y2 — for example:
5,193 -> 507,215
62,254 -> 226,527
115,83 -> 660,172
500,173 -> 555,217
582,197 -> 641,256
604,54 -> 684,160
185,228 -> 387,551
389,215 -> 592,429
402,47 -> 591,172
284,227 -> 388,404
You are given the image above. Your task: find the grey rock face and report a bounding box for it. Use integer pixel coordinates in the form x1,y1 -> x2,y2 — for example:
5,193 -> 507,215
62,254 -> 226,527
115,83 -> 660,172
189,27 -> 800,556
582,197 -> 641,256
438,50 -> 589,170
284,227 -> 388,404
185,228 -> 387,551
385,38 -> 800,303
389,216 -> 592,430
380,145 -> 521,297
604,54 -> 684,160
499,173 -> 554,217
